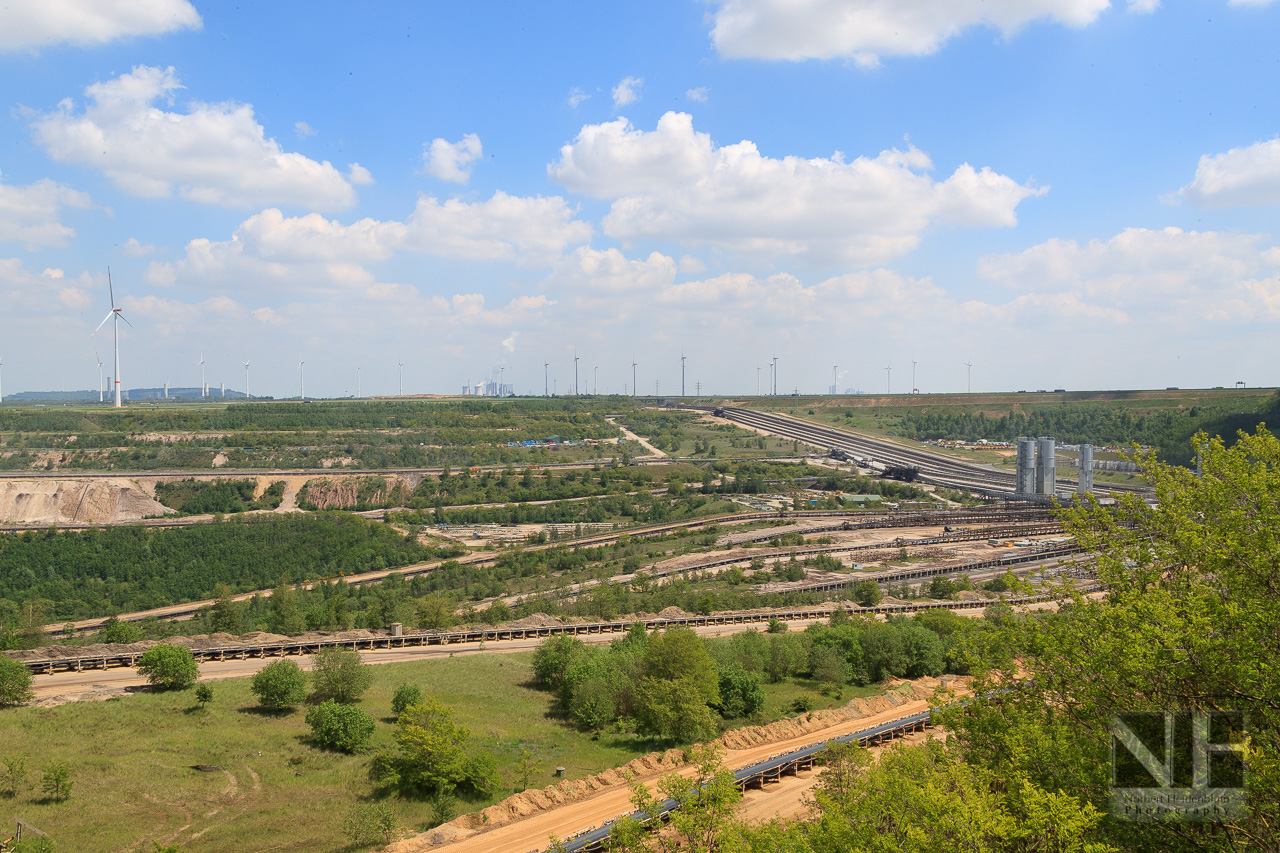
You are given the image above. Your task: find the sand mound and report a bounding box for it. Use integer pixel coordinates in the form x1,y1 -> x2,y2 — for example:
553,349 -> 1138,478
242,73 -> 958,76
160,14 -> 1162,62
656,606 -> 693,620
0,478 -> 174,525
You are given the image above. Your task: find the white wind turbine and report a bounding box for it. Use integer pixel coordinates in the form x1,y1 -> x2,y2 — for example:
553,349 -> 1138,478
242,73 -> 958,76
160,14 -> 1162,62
198,351 -> 207,397
299,356 -> 305,400
96,351 -> 104,402
242,359 -> 251,399
91,268 -> 132,408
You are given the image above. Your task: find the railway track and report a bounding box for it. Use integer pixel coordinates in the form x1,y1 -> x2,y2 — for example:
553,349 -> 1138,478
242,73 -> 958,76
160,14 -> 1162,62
38,505 -> 1059,635
711,407 -> 1137,498
20,584 -> 1102,676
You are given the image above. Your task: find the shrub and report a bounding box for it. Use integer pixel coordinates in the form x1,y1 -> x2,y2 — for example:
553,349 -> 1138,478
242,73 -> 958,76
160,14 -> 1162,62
136,644 -> 199,690
341,801 -> 397,846
194,682 -> 214,708
716,664 -> 765,719
0,657 -> 34,707
250,659 -> 308,709
1,756 -> 27,798
854,580 -> 883,607
310,647 -> 373,703
391,683 -> 423,717
100,615 -> 144,644
306,700 -> 376,753
41,759 -> 72,802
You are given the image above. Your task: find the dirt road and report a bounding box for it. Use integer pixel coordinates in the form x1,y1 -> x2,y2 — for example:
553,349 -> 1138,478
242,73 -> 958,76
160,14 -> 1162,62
399,700 -> 934,853
29,619 -> 830,703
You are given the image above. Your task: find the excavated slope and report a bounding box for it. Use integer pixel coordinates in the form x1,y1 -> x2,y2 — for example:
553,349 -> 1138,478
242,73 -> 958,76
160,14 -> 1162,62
0,479 -> 174,525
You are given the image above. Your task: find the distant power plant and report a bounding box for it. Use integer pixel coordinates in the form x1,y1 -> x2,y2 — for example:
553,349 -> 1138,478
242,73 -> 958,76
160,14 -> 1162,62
461,381 -> 513,397
1015,436 -> 1095,499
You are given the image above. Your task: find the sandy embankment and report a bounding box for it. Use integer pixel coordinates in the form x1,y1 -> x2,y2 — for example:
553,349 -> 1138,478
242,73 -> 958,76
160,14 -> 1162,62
0,479 -> 174,525
392,676 -> 964,853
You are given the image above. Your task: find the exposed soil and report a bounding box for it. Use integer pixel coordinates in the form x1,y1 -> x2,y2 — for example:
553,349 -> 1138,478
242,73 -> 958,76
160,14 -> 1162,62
0,478 -> 174,525
393,676 -> 967,852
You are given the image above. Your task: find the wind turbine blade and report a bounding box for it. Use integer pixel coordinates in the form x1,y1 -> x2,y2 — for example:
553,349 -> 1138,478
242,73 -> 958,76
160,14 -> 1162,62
91,311 -> 114,336
107,267 -> 115,309
117,312 -> 133,328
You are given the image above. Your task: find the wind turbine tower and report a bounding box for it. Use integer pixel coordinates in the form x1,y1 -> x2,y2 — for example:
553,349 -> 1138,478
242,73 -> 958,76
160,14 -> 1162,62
964,360 -> 973,394
299,357 -> 305,400
398,360 -> 404,396
91,268 -> 131,408
356,365 -> 362,398
96,351 -> 104,402
912,358 -> 918,395
885,362 -> 892,395
242,359 -> 251,399
632,359 -> 637,398
198,352 -> 206,397
681,352 -> 686,397
544,362 -> 549,396
574,350 -> 580,396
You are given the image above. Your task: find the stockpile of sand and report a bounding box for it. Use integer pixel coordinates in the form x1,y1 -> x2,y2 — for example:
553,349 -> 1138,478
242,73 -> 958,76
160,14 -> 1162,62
0,479 -> 174,525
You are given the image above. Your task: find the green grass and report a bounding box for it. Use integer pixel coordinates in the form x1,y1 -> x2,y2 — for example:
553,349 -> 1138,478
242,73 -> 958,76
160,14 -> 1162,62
0,649 -> 862,852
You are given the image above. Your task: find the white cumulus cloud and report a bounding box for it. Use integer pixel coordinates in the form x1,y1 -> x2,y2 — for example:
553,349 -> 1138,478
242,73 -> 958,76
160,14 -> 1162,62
978,226 -> 1280,323
423,134 -> 483,184
708,0 -> 1141,65
1178,138 -> 1280,208
549,111 -> 1040,265
31,65 -> 359,210
612,76 -> 643,108
0,0 -> 201,52
0,172 -> 93,249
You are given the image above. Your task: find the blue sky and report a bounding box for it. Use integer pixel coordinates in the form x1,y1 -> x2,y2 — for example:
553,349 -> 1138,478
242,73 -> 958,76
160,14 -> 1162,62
2,0 -> 1278,399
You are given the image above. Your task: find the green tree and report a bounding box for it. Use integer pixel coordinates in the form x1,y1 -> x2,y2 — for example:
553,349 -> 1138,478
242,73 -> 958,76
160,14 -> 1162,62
610,745 -> 742,853
310,646 -> 373,703
854,579 -> 883,607
634,676 -> 718,742
306,700 -> 375,753
392,698 -> 471,794
137,643 -> 200,690
194,682 -> 214,708
250,659 -> 308,709
268,578 -> 306,635
950,427 -> 1280,852
799,740 -> 1112,853
716,664 -> 765,719
40,759 -> 72,802
99,615 -> 143,644
209,584 -> 242,634
391,682 -> 423,716
416,595 -> 455,631
532,634 -> 586,690
1,756 -> 26,798
0,656 -> 34,707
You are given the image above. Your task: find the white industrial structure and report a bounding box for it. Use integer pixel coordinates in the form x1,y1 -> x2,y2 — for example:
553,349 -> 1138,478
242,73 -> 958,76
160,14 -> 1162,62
1015,436 -> 1095,500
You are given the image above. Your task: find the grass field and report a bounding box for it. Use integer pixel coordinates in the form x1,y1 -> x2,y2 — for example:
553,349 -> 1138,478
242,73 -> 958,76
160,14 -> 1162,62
0,648 -> 861,852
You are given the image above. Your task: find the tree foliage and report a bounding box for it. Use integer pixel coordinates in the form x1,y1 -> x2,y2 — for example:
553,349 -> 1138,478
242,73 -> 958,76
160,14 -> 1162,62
136,643 -> 199,690
0,656 -> 34,707
306,700 -> 375,753
250,659 -> 308,709
947,427 -> 1280,852
310,647 -> 373,703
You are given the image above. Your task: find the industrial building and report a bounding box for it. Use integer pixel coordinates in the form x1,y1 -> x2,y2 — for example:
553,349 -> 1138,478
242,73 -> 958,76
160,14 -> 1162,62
1015,436 -> 1095,500
461,381 -> 513,397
